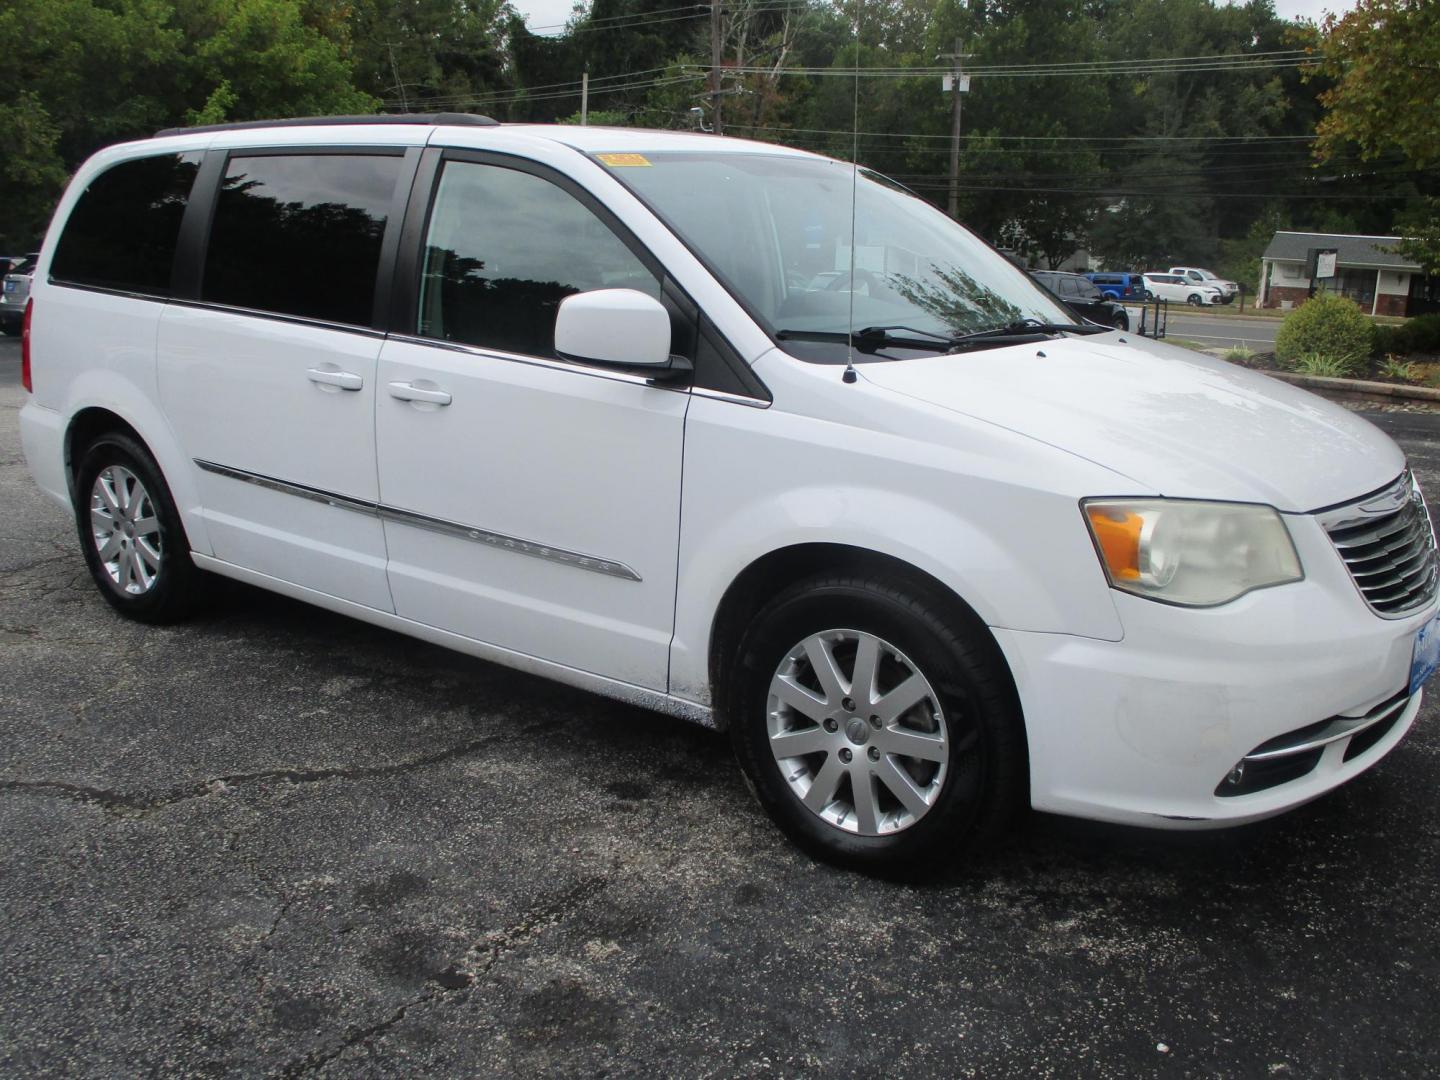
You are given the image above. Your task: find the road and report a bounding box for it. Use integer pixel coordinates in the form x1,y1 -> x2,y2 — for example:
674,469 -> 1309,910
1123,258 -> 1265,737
1126,307 -> 1280,350
2,335 -> 1438,1076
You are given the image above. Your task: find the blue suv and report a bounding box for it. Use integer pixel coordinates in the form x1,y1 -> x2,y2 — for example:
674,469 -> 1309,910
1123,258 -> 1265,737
1085,272 -> 1150,301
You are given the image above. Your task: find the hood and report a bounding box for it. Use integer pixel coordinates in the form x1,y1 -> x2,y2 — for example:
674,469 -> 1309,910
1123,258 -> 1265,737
859,334 -> 1404,512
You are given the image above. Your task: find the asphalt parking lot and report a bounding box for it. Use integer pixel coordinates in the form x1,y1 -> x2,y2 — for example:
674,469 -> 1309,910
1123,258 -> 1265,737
2,336 -> 1438,1077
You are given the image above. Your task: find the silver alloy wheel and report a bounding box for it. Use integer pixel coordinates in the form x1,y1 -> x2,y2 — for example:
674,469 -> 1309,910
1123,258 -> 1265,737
90,465 -> 162,596
767,628 -> 949,836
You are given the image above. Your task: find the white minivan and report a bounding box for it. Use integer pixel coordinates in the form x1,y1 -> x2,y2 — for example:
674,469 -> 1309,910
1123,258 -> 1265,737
19,115 -> 1437,870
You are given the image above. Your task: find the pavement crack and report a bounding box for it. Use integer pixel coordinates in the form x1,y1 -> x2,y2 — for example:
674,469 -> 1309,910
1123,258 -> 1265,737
0,719 -> 570,818
469,875 -> 613,976
276,874 -> 612,1077
278,984 -> 444,1078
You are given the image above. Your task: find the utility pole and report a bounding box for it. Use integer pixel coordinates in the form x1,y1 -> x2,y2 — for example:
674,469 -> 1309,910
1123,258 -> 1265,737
580,69 -> 589,125
937,39 -> 972,221
710,1 -> 724,135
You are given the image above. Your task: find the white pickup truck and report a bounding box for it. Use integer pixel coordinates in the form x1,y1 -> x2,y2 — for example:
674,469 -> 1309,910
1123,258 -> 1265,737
1168,266 -> 1237,304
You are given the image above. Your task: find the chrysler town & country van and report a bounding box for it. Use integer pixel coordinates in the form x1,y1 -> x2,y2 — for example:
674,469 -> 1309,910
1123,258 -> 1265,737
18,115 -> 1436,870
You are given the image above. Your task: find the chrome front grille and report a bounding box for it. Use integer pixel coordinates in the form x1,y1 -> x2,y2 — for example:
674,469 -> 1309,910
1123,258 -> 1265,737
1319,472 -> 1439,618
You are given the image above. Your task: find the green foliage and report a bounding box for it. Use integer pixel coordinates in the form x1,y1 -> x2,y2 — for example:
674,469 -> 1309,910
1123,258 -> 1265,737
1376,314 -> 1440,358
1310,0 -> 1440,172
1291,351 -> 1357,378
559,109 -> 630,126
0,0 -> 377,247
1393,197 -> 1440,279
0,93 -> 68,250
1378,354 -> 1419,383
1221,346 -> 1254,364
1275,294 -> 1376,373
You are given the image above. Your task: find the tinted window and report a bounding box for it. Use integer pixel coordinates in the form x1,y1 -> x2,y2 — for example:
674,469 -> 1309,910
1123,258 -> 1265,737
1077,281 -> 1104,300
203,153 -> 402,326
51,154 -> 200,295
418,160 -> 659,358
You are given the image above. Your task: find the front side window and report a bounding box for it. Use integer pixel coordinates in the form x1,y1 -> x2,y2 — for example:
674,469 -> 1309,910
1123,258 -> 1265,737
417,160 -> 660,358
603,151 -> 1073,362
51,153 -> 201,296
203,153 -> 402,326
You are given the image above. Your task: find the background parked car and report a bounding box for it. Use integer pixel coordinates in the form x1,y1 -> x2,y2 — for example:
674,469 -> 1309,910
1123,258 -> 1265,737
1084,271 -> 1151,301
0,253 -> 37,335
1143,271 -> 1224,306
1168,266 -> 1237,304
1031,270 -> 1130,329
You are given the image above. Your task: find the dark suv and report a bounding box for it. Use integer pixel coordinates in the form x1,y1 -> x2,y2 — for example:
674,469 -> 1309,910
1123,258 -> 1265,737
1030,270 -> 1129,330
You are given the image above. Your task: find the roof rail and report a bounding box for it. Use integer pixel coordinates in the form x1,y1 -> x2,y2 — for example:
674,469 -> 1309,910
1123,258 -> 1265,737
154,113 -> 500,138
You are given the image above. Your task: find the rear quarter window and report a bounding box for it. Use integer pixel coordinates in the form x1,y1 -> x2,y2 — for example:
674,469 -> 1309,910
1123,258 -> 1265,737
50,153 -> 202,296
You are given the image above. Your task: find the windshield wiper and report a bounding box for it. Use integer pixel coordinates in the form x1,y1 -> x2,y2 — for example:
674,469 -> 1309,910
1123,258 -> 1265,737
947,318 -> 1108,350
775,318 -> 1109,356
775,326 -> 955,354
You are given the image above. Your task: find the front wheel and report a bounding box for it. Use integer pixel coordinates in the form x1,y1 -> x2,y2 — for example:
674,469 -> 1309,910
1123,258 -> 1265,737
1187,293 -> 1204,306
74,432 -> 209,623
729,574 -> 1026,872
1112,312 -> 1129,331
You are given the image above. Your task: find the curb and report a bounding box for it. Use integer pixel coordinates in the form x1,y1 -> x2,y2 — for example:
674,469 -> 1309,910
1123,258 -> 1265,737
1260,369 -> 1440,407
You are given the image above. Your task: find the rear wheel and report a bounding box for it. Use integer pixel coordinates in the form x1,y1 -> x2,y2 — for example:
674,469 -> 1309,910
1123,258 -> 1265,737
729,573 -> 1025,872
74,432 -> 209,623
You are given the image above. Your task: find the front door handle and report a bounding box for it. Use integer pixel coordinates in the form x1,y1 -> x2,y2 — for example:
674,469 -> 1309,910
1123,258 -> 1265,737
307,367 -> 363,391
388,381 -> 452,407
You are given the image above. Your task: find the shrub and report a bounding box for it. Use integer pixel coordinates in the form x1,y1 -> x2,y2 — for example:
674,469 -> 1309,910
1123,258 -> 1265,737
1374,314 -> 1440,358
1275,293 -> 1376,370
1222,345 -> 1254,364
1292,351 -> 1358,378
1379,354 -> 1419,382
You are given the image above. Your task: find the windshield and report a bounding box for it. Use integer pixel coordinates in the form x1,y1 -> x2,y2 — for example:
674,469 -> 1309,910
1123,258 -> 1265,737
599,151 -> 1074,361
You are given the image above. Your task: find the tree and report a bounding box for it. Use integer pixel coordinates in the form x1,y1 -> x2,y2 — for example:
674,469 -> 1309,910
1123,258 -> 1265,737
0,0 -> 376,248
1308,0 -> 1440,274
1309,0 -> 1440,172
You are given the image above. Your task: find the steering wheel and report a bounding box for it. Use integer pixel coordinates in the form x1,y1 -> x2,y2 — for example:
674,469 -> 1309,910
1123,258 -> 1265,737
825,268 -> 882,294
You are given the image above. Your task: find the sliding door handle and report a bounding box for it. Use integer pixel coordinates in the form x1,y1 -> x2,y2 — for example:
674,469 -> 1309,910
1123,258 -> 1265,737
387,381 -> 452,406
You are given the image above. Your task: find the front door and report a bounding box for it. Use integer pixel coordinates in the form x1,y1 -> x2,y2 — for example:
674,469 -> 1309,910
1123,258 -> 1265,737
375,154 -> 689,690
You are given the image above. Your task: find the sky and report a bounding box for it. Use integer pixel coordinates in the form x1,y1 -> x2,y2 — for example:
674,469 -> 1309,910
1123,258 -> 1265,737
508,0 -> 1356,38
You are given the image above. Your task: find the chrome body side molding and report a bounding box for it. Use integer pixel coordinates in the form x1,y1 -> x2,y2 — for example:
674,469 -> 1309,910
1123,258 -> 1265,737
194,458 -> 642,582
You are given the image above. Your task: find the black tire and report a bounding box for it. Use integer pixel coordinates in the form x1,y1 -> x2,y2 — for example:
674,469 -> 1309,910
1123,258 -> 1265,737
73,431 -> 209,624
1112,312 -> 1129,331
1187,293 -> 1203,307
728,573 -> 1026,873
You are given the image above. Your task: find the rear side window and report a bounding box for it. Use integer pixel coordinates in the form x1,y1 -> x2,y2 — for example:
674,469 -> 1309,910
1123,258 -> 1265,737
51,153 -> 201,296
417,159 -> 660,358
203,153 -> 403,327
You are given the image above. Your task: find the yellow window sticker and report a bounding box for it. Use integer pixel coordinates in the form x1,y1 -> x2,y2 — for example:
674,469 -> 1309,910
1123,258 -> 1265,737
597,153 -> 652,167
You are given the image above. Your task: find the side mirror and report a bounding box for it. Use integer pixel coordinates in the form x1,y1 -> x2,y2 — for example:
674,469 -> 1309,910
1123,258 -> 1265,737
554,288 -> 676,372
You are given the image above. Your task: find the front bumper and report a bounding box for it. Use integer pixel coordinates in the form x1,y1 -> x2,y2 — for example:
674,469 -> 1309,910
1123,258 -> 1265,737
996,509 -> 1431,828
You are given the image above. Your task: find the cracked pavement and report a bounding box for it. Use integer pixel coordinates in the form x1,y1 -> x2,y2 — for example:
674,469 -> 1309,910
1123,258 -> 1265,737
2,339 -> 1439,1076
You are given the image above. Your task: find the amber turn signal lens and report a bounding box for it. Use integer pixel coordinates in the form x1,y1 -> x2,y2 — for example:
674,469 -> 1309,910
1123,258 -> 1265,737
1086,506 -> 1143,581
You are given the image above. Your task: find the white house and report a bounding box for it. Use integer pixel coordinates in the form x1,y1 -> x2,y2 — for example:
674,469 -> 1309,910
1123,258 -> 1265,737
1259,231 -> 1431,317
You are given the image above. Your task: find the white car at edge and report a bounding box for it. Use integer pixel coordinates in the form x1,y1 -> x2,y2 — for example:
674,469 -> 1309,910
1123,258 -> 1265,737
17,117 -> 1437,872
1170,265 -> 1239,304
1143,271 -> 1225,306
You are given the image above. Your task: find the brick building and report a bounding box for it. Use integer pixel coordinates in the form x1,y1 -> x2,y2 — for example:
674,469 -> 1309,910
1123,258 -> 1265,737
1259,231 -> 1435,317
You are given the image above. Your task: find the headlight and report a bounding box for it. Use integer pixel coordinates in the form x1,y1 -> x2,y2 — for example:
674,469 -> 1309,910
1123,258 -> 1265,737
1082,499 -> 1302,607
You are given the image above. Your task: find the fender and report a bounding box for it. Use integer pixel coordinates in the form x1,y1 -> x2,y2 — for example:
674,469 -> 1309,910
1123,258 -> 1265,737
61,368 -> 215,558
667,360 -> 1134,705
